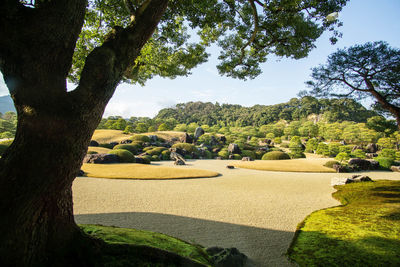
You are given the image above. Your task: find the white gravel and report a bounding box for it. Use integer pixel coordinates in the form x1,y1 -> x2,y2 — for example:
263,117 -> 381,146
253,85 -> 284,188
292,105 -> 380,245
73,160 -> 400,266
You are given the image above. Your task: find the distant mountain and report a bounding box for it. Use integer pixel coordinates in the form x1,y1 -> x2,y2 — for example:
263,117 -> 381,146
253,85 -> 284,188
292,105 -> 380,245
0,95 -> 16,114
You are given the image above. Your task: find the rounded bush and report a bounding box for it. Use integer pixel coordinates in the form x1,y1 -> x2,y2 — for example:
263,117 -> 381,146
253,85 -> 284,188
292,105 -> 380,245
151,155 -> 160,161
108,149 -> 136,163
113,144 -> 138,154
289,152 -> 306,159
130,134 -> 150,143
262,151 -> 290,160
255,150 -> 265,159
242,150 -> 256,159
140,155 -> 152,164
204,150 -> 213,159
324,160 -> 340,168
171,143 -> 196,153
274,137 -> 282,144
161,150 -> 171,160
375,157 -> 394,169
233,154 -> 241,160
147,147 -> 168,156
280,143 -> 289,148
217,150 -> 229,159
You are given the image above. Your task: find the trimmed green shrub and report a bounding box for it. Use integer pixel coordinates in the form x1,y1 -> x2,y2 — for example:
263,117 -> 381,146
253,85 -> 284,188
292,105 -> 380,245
316,143 -> 330,156
203,150 -> 213,159
146,147 -> 168,156
242,150 -> 256,159
396,151 -> 400,161
262,151 -> 291,160
280,142 -> 289,148
375,157 -> 394,169
140,155 -> 152,164
98,143 -> 114,149
255,150 -> 265,159
171,143 -> 197,153
184,155 -> 192,160
109,149 -> 136,163
274,137 -> 282,144
233,154 -> 241,160
339,145 -> 353,154
130,134 -> 150,143
324,160 -> 340,168
151,155 -> 160,161
289,152 -> 306,159
328,142 -> 341,157
266,133 -> 275,139
305,138 -> 318,153
217,150 -> 229,159
143,146 -> 156,152
351,149 -> 366,159
161,150 -> 171,160
87,151 -> 98,155
380,148 -> 396,160
113,144 -> 138,154
335,152 -> 350,163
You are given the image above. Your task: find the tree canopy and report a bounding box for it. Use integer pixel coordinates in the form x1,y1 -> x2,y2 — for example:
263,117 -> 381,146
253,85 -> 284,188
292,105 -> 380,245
303,41 -> 400,128
69,0 -> 349,84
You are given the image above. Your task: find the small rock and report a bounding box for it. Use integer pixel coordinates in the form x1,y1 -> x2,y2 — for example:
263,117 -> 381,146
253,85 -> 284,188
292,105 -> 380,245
241,157 -> 254,161
180,133 -> 193,144
365,153 -> 378,159
366,143 -> 378,153
148,135 -> 158,142
226,165 -> 235,169
391,166 -> 400,172
83,153 -> 119,164
348,158 -> 372,170
120,139 -> 132,144
333,164 -> 348,173
228,143 -> 241,154
174,159 -> 186,165
194,127 -> 205,139
353,175 -> 373,182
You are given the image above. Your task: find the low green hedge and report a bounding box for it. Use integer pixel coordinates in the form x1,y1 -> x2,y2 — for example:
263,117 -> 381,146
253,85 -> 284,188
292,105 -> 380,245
324,160 -> 340,168
262,151 -> 290,160
171,143 -> 197,153
113,144 -> 139,154
109,149 -> 136,163
130,134 -> 150,143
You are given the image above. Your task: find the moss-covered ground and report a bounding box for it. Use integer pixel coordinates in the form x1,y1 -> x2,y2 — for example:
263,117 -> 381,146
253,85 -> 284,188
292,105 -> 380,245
288,180 -> 400,266
80,224 -> 212,266
81,163 -> 219,179
91,129 -> 132,144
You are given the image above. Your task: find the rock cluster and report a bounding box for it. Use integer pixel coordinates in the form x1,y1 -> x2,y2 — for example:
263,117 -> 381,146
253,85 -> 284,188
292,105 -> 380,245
331,175 -> 373,186
83,153 -> 119,164
206,247 -> 248,267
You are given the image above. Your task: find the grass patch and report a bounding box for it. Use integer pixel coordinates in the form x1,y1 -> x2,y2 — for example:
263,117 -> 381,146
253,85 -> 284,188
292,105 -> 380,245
146,131 -> 186,142
92,129 -> 131,144
81,163 -> 219,179
232,159 -> 335,173
288,180 -> 400,266
80,224 -> 212,266
87,146 -> 112,154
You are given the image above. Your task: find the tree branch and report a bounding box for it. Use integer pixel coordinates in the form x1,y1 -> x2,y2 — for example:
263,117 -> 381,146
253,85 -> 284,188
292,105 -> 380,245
72,0 -> 169,112
237,0 -> 259,65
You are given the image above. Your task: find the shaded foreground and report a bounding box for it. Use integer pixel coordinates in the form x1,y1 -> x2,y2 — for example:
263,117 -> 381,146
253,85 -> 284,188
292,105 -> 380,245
288,180 -> 400,266
80,224 -> 211,266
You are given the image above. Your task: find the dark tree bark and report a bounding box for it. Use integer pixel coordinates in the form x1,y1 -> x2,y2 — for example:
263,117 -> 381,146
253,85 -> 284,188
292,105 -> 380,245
0,0 -> 169,265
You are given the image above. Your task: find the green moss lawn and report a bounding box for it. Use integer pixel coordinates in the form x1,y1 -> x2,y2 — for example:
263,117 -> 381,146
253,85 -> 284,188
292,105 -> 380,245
288,180 -> 400,266
80,224 -> 212,266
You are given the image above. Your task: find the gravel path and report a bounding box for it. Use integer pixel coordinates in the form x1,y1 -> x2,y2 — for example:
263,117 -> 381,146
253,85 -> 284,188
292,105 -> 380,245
73,160 -> 400,266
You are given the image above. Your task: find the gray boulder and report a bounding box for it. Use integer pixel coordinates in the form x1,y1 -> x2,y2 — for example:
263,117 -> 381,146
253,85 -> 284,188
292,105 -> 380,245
333,164 -> 348,173
194,127 -> 205,139
109,142 -> 118,149
174,159 -> 186,165
83,153 -> 119,164
351,145 -> 363,152
228,143 -> 241,154
366,153 -> 378,159
226,165 -> 235,169
366,143 -> 378,153
348,158 -> 375,170
148,135 -> 158,142
120,139 -> 132,144
206,247 -> 247,267
180,133 -> 193,144
391,166 -> 400,172
242,157 -> 254,161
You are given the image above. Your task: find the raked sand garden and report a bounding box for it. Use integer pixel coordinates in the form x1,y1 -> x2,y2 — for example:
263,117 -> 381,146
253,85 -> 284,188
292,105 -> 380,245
73,159 -> 400,266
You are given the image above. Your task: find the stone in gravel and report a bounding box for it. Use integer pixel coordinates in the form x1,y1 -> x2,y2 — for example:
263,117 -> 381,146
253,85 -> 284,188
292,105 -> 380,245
242,157 -> 254,161
226,165 -> 235,169
353,176 -> 373,182
206,247 -> 248,267
391,166 -> 400,172
174,159 -> 186,165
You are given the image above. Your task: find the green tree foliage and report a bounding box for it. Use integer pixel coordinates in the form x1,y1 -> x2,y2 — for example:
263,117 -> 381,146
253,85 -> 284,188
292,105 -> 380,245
155,97 -> 375,127
305,41 -> 400,129
366,116 -> 397,136
157,123 -> 170,131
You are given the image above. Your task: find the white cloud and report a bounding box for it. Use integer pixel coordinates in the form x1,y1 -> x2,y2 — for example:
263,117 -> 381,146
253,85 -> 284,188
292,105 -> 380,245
0,74 -> 9,96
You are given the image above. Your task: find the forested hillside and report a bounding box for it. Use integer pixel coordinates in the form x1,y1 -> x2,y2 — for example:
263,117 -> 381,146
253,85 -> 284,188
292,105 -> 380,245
154,97 -> 377,126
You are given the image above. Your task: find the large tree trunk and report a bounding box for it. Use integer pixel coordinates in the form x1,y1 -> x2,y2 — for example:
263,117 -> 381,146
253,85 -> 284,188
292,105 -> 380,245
0,93 -> 104,266
0,0 -> 169,265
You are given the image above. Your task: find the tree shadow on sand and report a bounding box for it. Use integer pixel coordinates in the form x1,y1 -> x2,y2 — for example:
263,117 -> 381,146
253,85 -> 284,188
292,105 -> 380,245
75,212 -> 296,266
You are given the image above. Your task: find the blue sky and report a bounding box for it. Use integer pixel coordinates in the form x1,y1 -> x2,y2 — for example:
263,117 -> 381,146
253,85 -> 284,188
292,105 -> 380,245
1,0 -> 399,118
